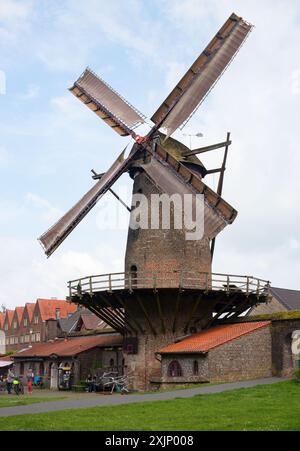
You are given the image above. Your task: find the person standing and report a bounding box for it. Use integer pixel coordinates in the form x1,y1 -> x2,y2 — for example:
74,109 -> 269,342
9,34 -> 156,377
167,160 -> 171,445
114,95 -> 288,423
6,368 -> 15,395
27,377 -> 33,395
86,374 -> 93,393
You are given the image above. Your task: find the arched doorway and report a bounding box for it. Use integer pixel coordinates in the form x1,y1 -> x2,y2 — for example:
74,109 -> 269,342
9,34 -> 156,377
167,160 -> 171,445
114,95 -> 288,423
168,360 -> 182,377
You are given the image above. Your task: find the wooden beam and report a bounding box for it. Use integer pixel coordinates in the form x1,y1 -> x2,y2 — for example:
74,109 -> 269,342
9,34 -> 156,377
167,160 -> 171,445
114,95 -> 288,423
136,293 -> 157,336
205,292 -> 238,328
101,307 -> 125,331
205,168 -> 223,175
87,305 -> 125,334
155,292 -> 166,334
113,293 -> 141,335
97,293 -> 127,332
211,132 -> 231,262
172,290 -> 182,333
184,293 -> 202,333
91,170 -> 132,213
185,139 -> 231,157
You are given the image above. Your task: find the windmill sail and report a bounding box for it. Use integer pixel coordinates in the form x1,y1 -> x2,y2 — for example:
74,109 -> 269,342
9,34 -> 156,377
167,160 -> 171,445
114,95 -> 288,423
151,13 -> 253,139
39,149 -> 133,257
70,68 -> 146,137
142,142 -> 237,239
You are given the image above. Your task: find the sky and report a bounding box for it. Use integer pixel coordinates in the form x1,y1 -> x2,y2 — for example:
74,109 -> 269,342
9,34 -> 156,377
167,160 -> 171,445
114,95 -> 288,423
0,0 -> 300,309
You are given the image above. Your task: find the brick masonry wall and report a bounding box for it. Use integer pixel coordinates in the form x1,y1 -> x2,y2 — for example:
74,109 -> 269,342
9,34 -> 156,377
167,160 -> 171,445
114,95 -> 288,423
125,172 -> 212,278
124,291 -> 214,390
208,326 -> 272,382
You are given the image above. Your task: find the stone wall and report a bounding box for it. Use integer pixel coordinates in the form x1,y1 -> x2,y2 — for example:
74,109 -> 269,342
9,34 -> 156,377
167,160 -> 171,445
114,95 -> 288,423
161,354 -> 209,387
208,326 -> 272,382
159,326 -> 273,386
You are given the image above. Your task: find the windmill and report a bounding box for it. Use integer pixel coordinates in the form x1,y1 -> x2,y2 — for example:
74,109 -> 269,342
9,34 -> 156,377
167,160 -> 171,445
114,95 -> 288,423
38,14 -> 269,389
39,13 -> 251,260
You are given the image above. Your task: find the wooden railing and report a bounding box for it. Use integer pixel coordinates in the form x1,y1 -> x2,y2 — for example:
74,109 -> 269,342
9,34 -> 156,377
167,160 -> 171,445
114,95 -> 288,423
68,271 -> 270,298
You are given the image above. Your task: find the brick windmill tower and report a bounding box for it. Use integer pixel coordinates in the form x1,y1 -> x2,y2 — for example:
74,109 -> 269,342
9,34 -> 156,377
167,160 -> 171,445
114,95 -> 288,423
39,14 -> 270,389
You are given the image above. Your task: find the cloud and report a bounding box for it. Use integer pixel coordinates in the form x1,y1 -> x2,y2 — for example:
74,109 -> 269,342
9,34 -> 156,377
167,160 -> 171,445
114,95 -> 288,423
26,192 -> 63,222
0,146 -> 11,166
34,0 -> 161,72
0,235 -> 110,308
19,83 -> 40,100
0,0 -> 32,21
0,0 -> 34,47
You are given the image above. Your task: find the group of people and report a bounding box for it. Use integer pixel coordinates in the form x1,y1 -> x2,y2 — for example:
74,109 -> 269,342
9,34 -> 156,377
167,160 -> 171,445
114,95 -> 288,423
0,368 -> 43,395
0,369 -> 24,394
85,374 -> 99,393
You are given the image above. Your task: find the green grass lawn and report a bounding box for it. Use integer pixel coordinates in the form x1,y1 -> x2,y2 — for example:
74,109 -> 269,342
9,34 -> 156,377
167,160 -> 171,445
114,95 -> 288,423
0,395 -> 66,409
0,380 -> 299,431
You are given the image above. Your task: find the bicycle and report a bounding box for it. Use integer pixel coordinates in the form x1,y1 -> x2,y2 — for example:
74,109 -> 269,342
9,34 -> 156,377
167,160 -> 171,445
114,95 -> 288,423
13,379 -> 24,396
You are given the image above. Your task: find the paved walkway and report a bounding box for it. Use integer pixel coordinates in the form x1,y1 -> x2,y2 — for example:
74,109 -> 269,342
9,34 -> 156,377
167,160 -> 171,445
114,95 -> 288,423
0,377 -> 283,417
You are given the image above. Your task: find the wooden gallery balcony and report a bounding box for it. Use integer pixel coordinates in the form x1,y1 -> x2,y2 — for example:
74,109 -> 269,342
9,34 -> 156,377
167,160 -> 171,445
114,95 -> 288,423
67,272 -> 271,335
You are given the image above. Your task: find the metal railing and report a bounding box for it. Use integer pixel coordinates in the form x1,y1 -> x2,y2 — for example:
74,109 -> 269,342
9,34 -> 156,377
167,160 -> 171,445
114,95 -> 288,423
68,271 -> 270,298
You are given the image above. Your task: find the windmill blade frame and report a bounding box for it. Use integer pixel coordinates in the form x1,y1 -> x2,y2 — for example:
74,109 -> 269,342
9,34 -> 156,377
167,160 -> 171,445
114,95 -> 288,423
70,68 -> 146,137
141,139 -> 237,239
150,13 -> 253,139
38,147 -> 136,257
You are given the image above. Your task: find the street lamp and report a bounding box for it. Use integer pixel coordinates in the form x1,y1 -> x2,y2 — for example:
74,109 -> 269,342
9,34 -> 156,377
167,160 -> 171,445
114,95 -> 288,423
183,132 -> 204,150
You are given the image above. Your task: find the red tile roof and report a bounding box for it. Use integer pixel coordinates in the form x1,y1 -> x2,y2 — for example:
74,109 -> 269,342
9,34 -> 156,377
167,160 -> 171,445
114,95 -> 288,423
14,307 -> 25,324
0,312 -> 5,328
14,334 -> 122,358
36,299 -> 77,321
24,303 -> 36,322
159,321 -> 271,354
4,310 -> 14,327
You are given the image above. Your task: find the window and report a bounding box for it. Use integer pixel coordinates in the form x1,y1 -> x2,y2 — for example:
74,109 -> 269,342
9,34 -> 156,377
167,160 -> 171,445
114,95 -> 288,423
4,323 -> 8,331
109,358 -> 115,368
55,309 -> 61,320
13,321 -> 17,329
24,335 -> 30,343
20,336 -> 24,344
14,337 -> 18,344
193,360 -> 199,376
130,265 -> 138,288
168,360 -> 182,377
31,334 -> 36,343
34,315 -> 39,325
24,318 -> 28,327
35,333 -> 41,342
